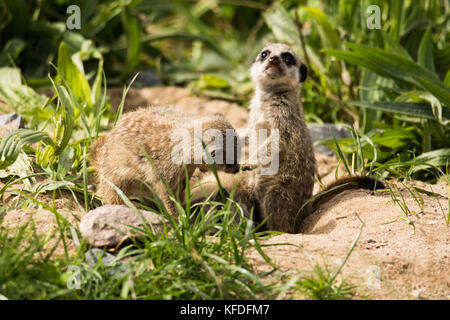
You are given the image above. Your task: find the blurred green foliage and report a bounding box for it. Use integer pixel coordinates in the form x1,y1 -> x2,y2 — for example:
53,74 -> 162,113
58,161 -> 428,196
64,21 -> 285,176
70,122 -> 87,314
0,0 -> 450,180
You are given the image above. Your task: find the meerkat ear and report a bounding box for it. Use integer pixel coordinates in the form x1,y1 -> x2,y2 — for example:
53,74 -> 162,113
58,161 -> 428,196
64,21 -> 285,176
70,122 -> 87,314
299,64 -> 308,83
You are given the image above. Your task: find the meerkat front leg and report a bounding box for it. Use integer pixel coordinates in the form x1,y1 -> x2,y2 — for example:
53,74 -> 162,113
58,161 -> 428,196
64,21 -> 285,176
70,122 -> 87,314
152,180 -> 178,217
96,172 -> 132,205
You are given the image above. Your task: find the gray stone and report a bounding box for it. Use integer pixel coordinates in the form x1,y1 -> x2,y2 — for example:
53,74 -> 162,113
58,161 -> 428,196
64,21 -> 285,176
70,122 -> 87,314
308,123 -> 352,156
0,113 -> 24,138
79,205 -> 167,247
85,248 -> 128,278
128,70 -> 162,88
85,248 -> 117,266
0,113 -> 23,126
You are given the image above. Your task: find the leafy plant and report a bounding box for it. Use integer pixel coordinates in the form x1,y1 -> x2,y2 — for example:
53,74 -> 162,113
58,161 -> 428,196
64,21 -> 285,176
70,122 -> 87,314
0,39 -> 113,208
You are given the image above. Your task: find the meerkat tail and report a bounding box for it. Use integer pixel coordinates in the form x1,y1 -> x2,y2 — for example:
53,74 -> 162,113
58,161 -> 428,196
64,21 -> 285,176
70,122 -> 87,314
306,175 -> 385,217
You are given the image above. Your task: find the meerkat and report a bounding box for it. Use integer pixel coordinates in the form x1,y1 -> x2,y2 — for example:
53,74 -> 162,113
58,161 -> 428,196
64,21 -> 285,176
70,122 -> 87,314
90,106 -> 240,216
241,43 -> 315,232
191,43 -> 384,233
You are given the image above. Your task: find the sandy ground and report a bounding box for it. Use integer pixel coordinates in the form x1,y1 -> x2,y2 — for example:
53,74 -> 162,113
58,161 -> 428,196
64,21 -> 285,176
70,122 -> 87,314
1,87 -> 449,299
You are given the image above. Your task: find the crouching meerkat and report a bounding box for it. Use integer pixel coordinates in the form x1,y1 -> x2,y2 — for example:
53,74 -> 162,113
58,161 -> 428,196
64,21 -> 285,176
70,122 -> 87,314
191,43 -> 384,233
90,106 -> 240,215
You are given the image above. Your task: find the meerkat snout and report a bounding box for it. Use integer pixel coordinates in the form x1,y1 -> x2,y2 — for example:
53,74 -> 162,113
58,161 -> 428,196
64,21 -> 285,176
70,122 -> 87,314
250,43 -> 307,92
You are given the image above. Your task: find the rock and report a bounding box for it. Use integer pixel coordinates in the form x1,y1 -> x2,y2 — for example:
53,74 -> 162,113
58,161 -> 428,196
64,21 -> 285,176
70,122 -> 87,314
0,113 -> 23,126
85,248 -> 117,266
85,248 -> 128,278
79,205 -> 167,247
307,123 -> 352,156
128,70 -> 162,88
0,113 -> 24,138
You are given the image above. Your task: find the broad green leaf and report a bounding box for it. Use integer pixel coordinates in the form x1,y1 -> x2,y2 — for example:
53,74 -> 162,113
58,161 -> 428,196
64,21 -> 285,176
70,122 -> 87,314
435,45 -> 450,76
370,129 -> 417,149
360,69 -> 383,132
82,1 -> 124,37
324,43 -> 450,106
417,28 -> 435,72
347,101 -> 450,121
389,0 -> 404,41
121,7 -> 141,74
338,0 -> 359,31
92,59 -> 104,104
57,42 -> 92,108
62,32 -> 103,67
36,144 -> 56,169
316,137 -> 379,161
33,180 -> 75,194
0,38 -> 26,66
412,148 -> 450,173
195,74 -> 230,89
347,43 -> 441,87
170,0 -> 223,57
50,79 -> 75,156
0,67 -> 21,85
301,6 -> 340,49
381,31 -> 412,61
0,152 -> 33,188
0,67 -> 48,117
444,70 -> 450,88
0,129 -> 49,169
140,33 -> 227,59
57,145 -> 75,178
414,92 -> 446,125
263,3 -> 301,51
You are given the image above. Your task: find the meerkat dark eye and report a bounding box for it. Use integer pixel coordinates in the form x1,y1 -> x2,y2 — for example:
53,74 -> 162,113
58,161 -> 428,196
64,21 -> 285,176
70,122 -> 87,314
260,50 -> 269,60
281,52 -> 296,66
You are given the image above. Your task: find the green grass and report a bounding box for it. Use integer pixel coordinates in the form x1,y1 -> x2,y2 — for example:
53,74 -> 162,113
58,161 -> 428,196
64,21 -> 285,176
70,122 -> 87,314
0,187 -> 363,300
0,167 -> 362,300
0,0 -> 449,300
0,44 -> 363,300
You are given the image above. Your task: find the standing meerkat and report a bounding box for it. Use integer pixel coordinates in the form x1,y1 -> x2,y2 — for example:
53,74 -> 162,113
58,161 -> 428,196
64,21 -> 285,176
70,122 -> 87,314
90,106 -> 239,215
245,43 -> 315,233
192,43 -> 384,233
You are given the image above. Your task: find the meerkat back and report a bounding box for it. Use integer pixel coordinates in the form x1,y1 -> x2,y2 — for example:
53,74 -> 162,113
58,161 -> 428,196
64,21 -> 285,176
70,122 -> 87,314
90,106 -> 239,215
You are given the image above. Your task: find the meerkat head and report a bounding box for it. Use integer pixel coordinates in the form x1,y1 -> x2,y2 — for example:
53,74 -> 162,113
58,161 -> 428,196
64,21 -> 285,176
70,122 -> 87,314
250,43 -> 307,93
197,114 -> 240,174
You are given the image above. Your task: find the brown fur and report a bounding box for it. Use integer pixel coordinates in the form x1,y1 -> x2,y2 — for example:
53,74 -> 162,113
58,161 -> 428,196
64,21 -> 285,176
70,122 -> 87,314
90,106 -> 239,215
89,136 -> 106,170
192,44 -> 384,233
240,43 -> 316,233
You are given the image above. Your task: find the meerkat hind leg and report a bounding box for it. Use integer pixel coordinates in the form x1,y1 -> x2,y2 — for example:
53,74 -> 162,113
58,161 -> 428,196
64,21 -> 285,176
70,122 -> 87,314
259,186 -> 302,233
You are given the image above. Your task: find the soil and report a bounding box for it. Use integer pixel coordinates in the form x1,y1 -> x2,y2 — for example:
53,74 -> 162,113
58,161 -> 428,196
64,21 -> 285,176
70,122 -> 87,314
1,86 -> 449,299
